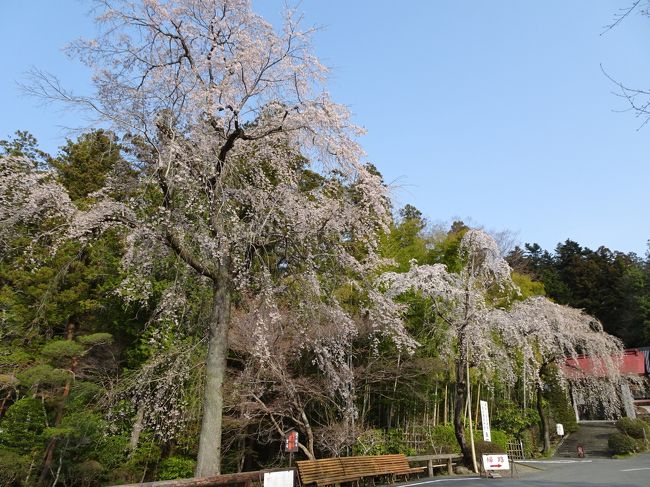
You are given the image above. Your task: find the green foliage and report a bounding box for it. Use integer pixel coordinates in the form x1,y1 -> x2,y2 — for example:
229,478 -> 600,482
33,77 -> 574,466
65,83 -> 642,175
544,369 -> 578,434
0,449 -> 31,486
51,129 -> 128,201
492,403 -> 539,435
71,460 -> 105,486
509,240 -> 650,347
380,205 -> 430,272
428,424 -> 459,453
385,429 -> 417,455
16,364 -> 71,389
354,429 -> 389,456
0,130 -> 50,167
478,429 -> 511,453
41,339 -> 86,361
77,332 -> 113,347
95,435 -> 130,471
158,456 -> 197,480
426,222 -> 468,273
473,439 -> 505,458
615,417 -> 649,440
608,432 -> 637,455
0,397 -> 47,454
511,272 -> 545,299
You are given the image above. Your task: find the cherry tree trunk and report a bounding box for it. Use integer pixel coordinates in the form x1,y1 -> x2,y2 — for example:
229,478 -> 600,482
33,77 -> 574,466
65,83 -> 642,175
537,387 -> 551,454
195,279 -> 231,477
453,358 -> 470,463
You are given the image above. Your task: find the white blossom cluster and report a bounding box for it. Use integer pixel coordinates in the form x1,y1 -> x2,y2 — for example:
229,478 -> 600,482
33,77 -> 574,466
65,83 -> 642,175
380,229 -> 626,411
488,296 -> 624,417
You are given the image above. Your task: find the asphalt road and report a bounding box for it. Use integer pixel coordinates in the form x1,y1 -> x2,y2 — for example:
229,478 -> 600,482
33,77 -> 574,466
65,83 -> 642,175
394,455 -> 650,487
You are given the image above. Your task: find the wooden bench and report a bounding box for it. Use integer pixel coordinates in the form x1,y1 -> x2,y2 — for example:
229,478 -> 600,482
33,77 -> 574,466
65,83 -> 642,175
296,458 -> 359,487
297,454 -> 425,487
370,454 -> 426,482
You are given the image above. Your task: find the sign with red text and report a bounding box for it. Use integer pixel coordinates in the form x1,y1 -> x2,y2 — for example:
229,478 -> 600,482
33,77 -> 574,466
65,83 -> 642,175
482,454 -> 510,471
285,430 -> 299,453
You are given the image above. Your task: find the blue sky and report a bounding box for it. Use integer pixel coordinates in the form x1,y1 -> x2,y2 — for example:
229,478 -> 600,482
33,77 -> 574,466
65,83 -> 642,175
1,1 -> 649,255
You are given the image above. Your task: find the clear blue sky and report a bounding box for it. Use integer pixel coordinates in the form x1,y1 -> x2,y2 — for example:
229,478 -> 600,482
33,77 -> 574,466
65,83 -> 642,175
1,1 -> 649,255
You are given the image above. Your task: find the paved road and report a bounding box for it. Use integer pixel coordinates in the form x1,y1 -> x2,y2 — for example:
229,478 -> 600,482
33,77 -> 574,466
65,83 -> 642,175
394,454 -> 650,486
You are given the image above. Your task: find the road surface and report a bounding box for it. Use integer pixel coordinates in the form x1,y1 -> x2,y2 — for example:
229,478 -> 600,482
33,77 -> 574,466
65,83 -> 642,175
394,454 -> 650,486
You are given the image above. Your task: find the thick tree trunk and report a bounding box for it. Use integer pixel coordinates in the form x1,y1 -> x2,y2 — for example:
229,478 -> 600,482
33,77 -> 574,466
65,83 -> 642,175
453,358 -> 470,463
195,279 -> 231,477
537,387 -> 551,454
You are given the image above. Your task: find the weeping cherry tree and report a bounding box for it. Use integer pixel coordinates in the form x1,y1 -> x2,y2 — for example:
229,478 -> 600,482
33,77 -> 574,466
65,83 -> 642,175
380,229 -> 519,465
489,296 -> 624,453
7,0 -> 413,476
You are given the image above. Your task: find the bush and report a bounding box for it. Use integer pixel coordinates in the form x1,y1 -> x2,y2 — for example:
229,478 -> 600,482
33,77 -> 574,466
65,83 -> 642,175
428,424 -> 459,454
519,427 -> 539,459
492,403 -> 539,435
354,429 -> 388,456
385,429 -> 417,455
0,449 -> 30,485
608,433 -> 637,455
473,439 -> 505,458
478,429 -> 511,453
615,418 -> 649,440
158,456 -> 196,480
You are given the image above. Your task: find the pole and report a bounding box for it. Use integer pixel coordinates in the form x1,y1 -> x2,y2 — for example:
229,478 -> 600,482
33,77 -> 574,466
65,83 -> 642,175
466,344 -> 478,474
523,359 -> 527,411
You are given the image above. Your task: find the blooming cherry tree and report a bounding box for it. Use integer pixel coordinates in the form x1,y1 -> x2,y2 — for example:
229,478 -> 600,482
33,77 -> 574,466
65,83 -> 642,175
381,229 -> 519,463
489,296 -> 624,452
9,0 -> 411,476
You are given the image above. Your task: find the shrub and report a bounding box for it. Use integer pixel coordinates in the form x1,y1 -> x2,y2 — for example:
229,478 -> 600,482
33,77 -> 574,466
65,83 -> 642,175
354,429 -> 388,456
608,433 -> 637,455
385,429 -> 417,455
480,429 -> 511,453
616,418 -> 648,440
0,449 -> 30,485
473,439 -> 505,458
492,403 -> 539,435
519,427 -> 539,458
428,424 -> 459,454
158,456 -> 196,480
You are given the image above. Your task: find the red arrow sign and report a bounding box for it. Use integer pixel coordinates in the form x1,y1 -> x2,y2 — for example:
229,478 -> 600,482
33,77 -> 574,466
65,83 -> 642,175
489,464 -> 502,468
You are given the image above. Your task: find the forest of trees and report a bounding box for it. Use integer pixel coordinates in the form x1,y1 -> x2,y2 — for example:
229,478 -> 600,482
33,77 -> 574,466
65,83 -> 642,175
0,1 -> 647,486
508,241 -> 650,347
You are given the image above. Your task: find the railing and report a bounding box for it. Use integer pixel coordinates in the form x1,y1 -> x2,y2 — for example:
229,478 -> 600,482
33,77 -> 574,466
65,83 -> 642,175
112,468 -> 297,487
506,440 -> 525,461
406,453 -> 462,476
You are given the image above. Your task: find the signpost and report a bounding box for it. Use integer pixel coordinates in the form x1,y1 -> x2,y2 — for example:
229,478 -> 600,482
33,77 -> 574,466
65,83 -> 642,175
482,454 -> 511,478
480,400 -> 491,442
285,430 -> 299,466
556,423 -> 564,436
482,454 -> 510,471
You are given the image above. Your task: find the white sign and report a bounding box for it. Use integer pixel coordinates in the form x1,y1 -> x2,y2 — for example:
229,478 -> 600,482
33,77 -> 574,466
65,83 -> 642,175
480,400 -> 491,442
482,454 -> 510,471
264,470 -> 294,487
556,423 -> 565,436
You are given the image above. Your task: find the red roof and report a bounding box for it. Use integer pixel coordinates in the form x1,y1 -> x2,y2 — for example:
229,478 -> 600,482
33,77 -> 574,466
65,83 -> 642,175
562,349 -> 646,379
